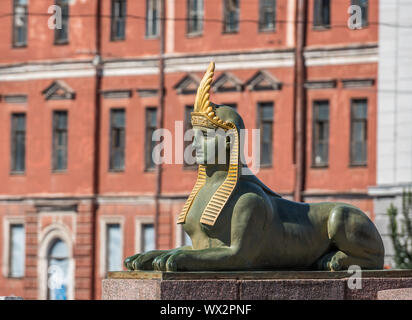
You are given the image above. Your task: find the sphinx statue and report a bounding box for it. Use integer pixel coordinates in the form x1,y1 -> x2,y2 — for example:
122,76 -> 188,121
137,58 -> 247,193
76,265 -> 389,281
124,62 -> 384,272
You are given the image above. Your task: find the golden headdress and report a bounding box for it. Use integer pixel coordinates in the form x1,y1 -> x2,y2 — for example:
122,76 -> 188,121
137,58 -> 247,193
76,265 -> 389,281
177,62 -> 240,227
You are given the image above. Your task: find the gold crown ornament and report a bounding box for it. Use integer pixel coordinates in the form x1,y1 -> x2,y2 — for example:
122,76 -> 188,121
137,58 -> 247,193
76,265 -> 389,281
190,62 -> 233,131
177,62 -> 240,227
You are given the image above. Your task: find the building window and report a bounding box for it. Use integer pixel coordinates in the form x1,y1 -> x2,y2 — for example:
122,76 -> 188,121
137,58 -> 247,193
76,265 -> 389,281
11,113 -> 26,174
313,0 -> 330,28
9,224 -> 25,278
52,111 -> 68,172
146,0 -> 160,38
183,105 -> 196,168
223,0 -> 239,33
312,100 -> 329,167
176,224 -> 192,247
135,217 -> 155,252
13,0 -> 28,47
109,109 -> 126,171
47,239 -> 69,300
182,230 -> 192,247
257,102 -> 274,167
145,108 -> 158,170
111,0 -> 127,41
187,0 -> 204,35
55,0 -> 69,44
350,99 -> 368,166
259,0 -> 276,32
351,0 -> 368,27
106,224 -> 122,273
142,224 -> 155,252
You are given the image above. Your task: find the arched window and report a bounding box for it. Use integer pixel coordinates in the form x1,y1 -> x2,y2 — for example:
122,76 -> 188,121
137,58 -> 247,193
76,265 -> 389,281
47,239 -> 69,300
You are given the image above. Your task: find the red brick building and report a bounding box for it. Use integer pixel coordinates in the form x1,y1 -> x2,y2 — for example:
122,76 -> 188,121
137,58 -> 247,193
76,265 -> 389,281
0,0 -> 378,299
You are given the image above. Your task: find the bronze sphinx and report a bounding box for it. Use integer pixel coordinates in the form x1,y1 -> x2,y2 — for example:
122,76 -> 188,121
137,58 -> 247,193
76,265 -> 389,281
124,62 -> 384,272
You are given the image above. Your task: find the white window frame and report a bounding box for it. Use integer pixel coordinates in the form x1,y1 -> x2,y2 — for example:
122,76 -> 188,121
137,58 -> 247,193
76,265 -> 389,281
175,223 -> 193,248
13,0 -> 29,47
54,0 -> 70,44
99,216 -> 124,277
187,0 -> 204,36
223,0 -> 240,33
2,217 -> 25,278
259,0 -> 276,32
146,0 -> 160,38
38,223 -> 75,300
111,0 -> 127,41
135,216 -> 155,253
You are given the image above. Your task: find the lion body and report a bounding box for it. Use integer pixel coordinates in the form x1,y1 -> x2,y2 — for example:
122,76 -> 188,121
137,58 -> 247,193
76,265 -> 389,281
183,178 -> 385,271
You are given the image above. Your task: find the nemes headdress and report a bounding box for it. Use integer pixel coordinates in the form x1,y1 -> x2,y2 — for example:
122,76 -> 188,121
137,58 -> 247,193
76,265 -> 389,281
177,62 -> 240,227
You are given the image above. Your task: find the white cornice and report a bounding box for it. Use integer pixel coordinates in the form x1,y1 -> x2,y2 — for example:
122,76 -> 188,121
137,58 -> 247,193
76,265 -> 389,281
0,60 -> 96,82
103,58 -> 159,77
164,50 -> 296,73
304,44 -> 378,66
368,183 -> 412,197
0,45 -> 378,82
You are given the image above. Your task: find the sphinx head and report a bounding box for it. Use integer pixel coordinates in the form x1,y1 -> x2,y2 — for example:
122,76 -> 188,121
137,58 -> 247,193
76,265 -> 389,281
192,104 -> 245,166
177,62 -> 244,226
190,62 -> 245,170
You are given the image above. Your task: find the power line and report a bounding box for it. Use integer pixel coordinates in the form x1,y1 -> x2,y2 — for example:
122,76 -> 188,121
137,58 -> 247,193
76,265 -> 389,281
1,82 -> 411,99
0,11 -> 412,29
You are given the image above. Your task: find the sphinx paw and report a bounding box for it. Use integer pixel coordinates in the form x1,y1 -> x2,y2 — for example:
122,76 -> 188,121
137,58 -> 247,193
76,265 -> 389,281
166,259 -> 178,272
124,254 -> 141,270
165,252 -> 185,272
153,252 -> 174,271
132,251 -> 161,270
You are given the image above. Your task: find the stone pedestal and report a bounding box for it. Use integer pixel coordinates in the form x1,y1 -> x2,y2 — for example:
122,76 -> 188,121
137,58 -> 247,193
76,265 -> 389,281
102,270 -> 412,300
377,288 -> 412,300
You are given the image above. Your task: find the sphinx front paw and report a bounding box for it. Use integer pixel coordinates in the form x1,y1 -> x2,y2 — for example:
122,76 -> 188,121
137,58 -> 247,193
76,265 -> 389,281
124,254 -> 141,270
152,252 -> 174,271
126,250 -> 163,270
165,252 -> 187,272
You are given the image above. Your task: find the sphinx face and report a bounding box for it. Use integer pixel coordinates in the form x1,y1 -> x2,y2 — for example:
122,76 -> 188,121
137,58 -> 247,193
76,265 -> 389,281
192,127 -> 228,165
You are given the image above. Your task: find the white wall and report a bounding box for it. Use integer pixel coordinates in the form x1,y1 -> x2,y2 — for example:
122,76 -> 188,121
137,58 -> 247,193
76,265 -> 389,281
377,0 -> 412,186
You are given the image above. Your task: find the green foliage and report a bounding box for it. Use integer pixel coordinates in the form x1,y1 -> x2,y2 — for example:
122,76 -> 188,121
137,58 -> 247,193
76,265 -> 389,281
387,190 -> 412,269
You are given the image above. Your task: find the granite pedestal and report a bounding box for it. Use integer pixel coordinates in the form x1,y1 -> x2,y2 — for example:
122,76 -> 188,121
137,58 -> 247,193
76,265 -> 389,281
102,270 -> 412,300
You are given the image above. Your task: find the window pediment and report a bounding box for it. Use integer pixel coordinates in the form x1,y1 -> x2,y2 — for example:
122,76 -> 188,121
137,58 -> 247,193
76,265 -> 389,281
246,70 -> 282,91
212,72 -> 243,93
174,74 -> 201,95
42,80 -> 75,101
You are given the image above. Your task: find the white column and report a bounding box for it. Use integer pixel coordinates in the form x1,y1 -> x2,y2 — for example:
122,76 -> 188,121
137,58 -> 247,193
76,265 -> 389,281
166,0 -> 175,54
286,0 -> 296,48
